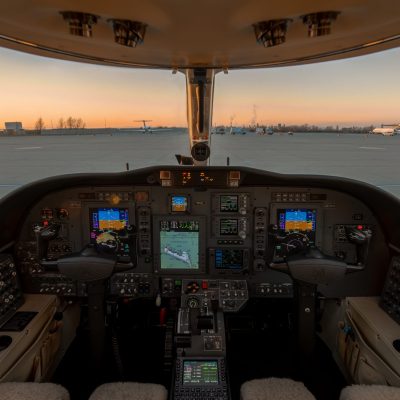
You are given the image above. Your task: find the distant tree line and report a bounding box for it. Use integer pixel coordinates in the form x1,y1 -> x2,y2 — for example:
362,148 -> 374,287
57,117 -> 86,129
34,117 -> 45,133
33,116 -> 86,133
257,123 -> 375,134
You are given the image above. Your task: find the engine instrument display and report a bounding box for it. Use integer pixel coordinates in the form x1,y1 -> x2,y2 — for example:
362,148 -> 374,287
171,195 -> 188,213
215,249 -> 244,270
160,220 -> 200,270
183,360 -> 219,385
220,195 -> 238,212
220,219 -> 238,236
89,208 -> 130,255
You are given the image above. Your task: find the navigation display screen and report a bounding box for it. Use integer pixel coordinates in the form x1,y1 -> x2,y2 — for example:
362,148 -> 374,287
160,220 -> 199,270
89,208 -> 130,255
183,360 -> 219,385
220,219 -> 238,236
215,249 -> 244,270
220,195 -> 238,212
171,196 -> 188,212
278,209 -> 316,233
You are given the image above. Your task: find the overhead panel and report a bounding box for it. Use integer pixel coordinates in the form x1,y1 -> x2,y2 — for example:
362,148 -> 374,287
0,1 -> 400,69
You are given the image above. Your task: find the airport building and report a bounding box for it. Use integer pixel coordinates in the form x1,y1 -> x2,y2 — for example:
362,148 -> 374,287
3,121 -> 24,135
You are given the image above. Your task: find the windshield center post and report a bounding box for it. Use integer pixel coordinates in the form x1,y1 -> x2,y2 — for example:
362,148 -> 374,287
184,68 -> 216,165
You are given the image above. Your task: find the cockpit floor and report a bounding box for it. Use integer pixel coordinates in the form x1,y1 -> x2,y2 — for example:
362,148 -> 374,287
226,300 -> 346,400
53,299 -> 346,400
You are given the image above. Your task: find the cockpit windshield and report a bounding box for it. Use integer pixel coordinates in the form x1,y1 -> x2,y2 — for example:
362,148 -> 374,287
1,46 -> 400,198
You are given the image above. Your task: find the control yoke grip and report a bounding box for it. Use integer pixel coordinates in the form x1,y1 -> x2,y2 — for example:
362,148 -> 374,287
270,247 -> 349,285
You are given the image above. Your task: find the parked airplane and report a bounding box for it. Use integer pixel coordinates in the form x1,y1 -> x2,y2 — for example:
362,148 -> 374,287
229,126 -> 246,135
132,120 -> 173,133
372,128 -> 399,136
212,126 -> 227,134
134,119 -> 153,133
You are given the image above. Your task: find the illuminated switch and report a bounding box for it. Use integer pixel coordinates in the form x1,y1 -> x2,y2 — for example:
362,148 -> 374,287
174,279 -> 182,288
229,171 -> 240,180
202,281 -> 208,290
160,171 -> 171,180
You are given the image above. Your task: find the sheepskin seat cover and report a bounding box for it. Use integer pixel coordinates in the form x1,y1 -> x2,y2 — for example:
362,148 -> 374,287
0,382 -> 69,400
340,385 -> 400,400
89,382 -> 168,400
241,377 -> 316,400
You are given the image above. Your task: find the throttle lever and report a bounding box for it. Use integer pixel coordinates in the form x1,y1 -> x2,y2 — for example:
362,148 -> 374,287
211,299 -> 219,333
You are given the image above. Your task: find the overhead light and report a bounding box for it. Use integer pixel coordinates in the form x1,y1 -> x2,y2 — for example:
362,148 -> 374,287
302,11 -> 340,37
108,19 -> 147,47
60,11 -> 98,37
253,19 -> 291,48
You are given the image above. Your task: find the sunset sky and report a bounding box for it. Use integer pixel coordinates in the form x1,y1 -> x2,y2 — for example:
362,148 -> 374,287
1,46 -> 400,129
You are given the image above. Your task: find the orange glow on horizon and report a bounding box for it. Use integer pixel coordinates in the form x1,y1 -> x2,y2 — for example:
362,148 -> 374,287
2,47 -> 400,129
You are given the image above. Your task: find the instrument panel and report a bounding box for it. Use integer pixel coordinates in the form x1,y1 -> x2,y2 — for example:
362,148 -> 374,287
14,178 -> 378,302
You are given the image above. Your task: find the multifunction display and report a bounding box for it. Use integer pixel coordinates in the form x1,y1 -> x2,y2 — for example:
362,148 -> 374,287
160,220 -> 200,270
215,249 -> 244,270
183,360 -> 219,385
89,208 -> 131,256
220,195 -> 238,212
220,219 -> 238,236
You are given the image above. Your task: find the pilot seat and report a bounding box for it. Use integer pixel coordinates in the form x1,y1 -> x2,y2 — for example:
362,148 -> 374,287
88,382 -> 168,400
0,382 -> 70,400
240,377 -> 316,400
339,385 -> 400,400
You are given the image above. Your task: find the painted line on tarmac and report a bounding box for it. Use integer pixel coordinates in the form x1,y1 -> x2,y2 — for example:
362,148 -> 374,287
15,146 -> 43,150
0,184 -> 21,187
359,146 -> 385,150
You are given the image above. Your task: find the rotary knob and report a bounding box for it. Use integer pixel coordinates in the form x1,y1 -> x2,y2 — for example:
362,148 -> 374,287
185,281 -> 200,294
187,296 -> 200,308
